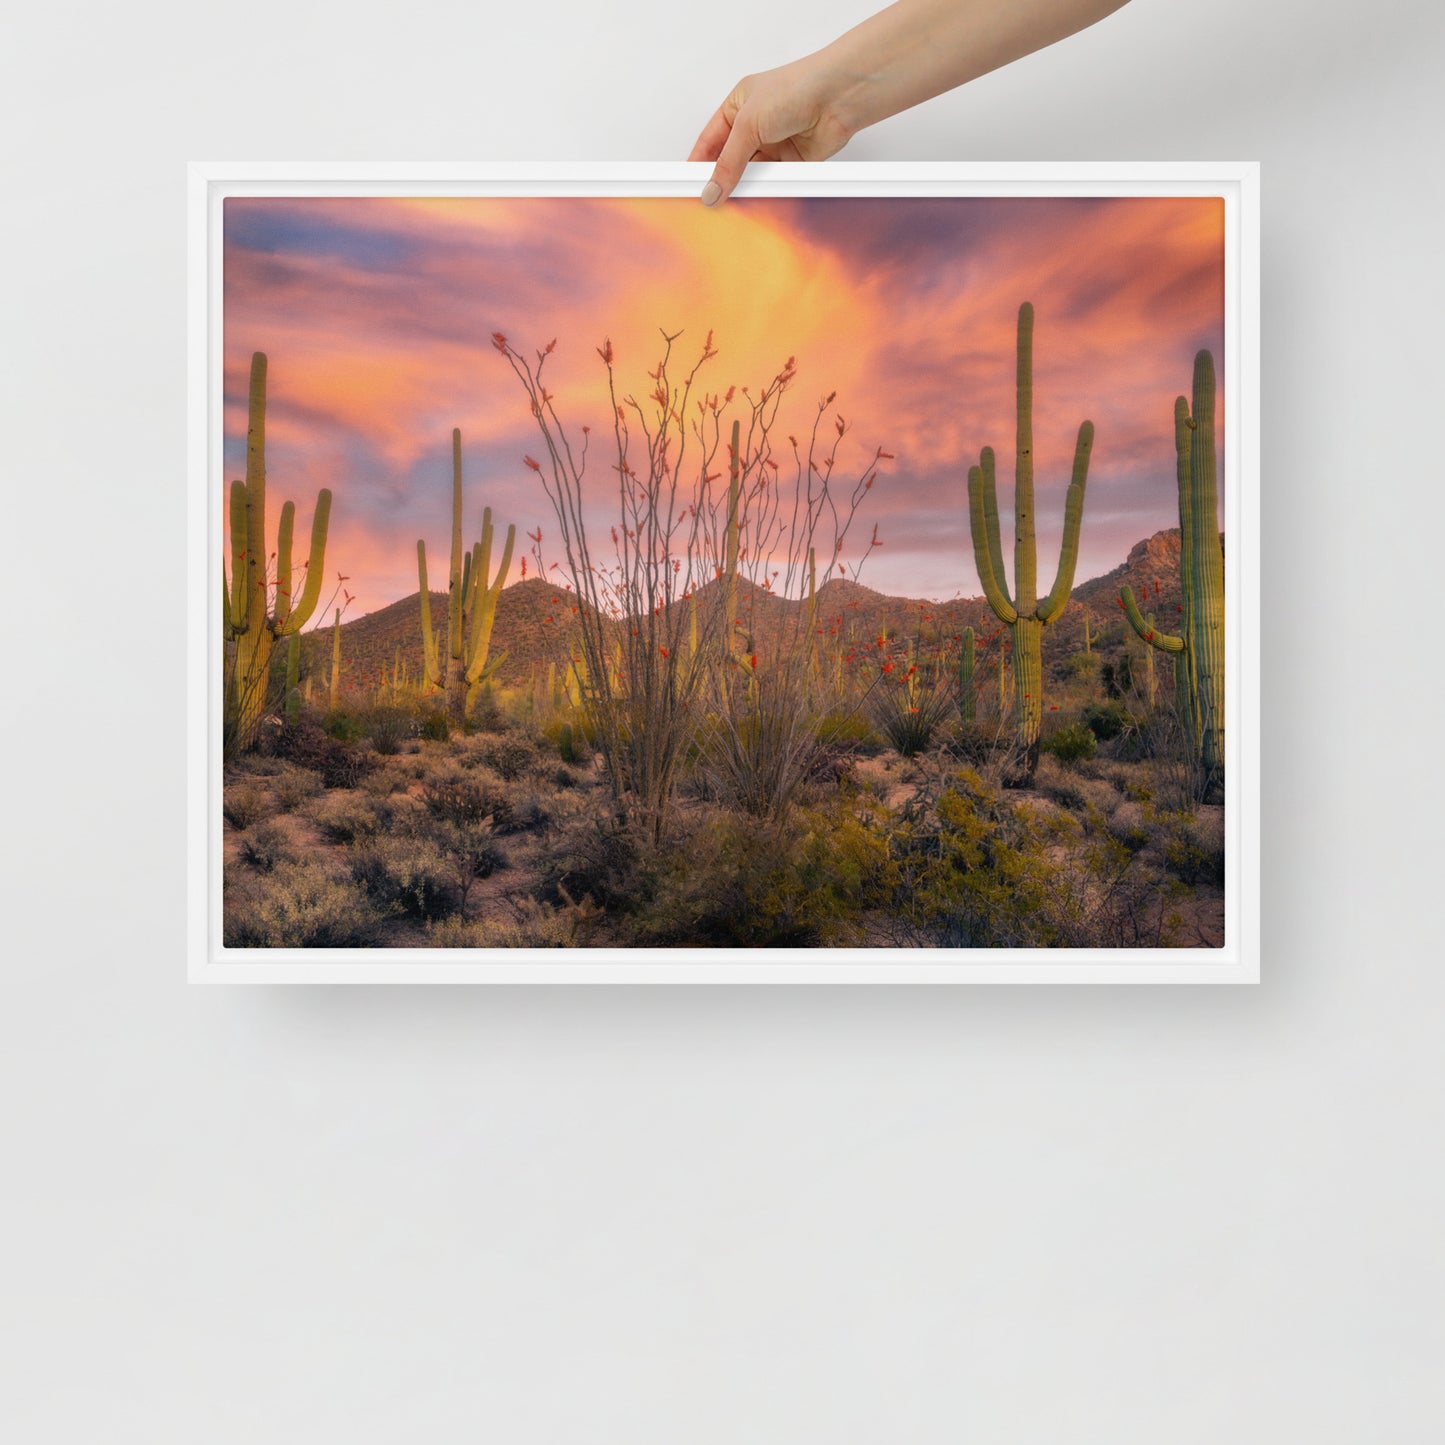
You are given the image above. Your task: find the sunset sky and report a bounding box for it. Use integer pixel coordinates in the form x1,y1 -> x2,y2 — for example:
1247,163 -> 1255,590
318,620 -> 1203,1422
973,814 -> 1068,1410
223,195 -> 1224,618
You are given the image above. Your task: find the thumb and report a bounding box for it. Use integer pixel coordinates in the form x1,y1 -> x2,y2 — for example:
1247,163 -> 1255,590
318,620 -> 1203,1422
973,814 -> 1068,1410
703,110 -> 760,206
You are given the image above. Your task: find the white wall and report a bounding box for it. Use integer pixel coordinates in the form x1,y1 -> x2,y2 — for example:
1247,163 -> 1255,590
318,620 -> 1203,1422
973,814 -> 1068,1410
3,0 -> 1442,1438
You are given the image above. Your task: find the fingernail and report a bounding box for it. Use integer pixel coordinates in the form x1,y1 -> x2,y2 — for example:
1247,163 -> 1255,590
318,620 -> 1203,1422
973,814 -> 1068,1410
700,181 -> 722,207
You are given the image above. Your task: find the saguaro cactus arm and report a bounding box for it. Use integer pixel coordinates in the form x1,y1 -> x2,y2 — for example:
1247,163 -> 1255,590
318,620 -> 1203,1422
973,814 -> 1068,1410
275,489 -> 331,637
417,539 -> 440,689
1036,421 -> 1094,623
979,446 -> 1008,602
243,352 -> 269,624
448,427 -> 465,665
274,500 -> 295,630
227,480 -> 249,633
1120,585 -> 1184,652
967,463 -> 1019,625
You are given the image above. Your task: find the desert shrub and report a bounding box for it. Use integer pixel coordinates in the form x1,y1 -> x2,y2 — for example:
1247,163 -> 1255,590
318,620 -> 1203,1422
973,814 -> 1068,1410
476,734 -> 538,781
1062,651 -> 1099,679
425,896 -> 604,949
224,858 -> 378,948
635,799 -> 891,946
1145,804 -> 1226,886
269,764 -> 325,813
359,762 -> 410,798
323,709 -> 366,743
947,718 -> 1007,764
237,819 -> 301,872
1041,723 -> 1097,763
1033,754 -> 1118,816
276,720 -> 376,789
350,834 -> 456,920
419,710 -> 450,742
223,781 -> 272,831
421,770 -> 512,830
1081,700 -> 1136,742
553,765 -> 578,789
364,706 -> 412,756
537,816 -> 657,915
814,710 -> 885,756
307,791 -> 390,844
878,773 -> 1067,947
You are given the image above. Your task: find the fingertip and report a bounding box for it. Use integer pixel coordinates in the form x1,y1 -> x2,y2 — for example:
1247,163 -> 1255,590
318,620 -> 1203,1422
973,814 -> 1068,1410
701,179 -> 724,207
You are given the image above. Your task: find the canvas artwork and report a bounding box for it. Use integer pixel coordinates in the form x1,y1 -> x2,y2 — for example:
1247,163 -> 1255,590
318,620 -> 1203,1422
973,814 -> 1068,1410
197,166 -> 1254,979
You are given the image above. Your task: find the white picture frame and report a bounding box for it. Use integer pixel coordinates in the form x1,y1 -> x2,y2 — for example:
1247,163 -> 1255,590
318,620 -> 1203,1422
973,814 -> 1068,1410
189,160 -> 1259,984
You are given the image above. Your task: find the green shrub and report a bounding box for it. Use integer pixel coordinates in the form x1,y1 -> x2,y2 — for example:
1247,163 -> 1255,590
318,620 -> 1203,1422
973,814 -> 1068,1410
323,709 -> 367,743
814,711 -> 884,756
350,834 -> 456,920
224,859 -> 378,947
419,710 -> 450,742
364,706 -> 412,755
1041,723 -> 1097,763
1062,651 -> 1099,679
1081,700 -> 1135,742
636,799 -> 891,946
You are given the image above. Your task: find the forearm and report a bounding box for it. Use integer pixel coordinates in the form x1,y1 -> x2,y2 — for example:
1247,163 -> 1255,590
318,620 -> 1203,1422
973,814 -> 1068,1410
806,0 -> 1130,138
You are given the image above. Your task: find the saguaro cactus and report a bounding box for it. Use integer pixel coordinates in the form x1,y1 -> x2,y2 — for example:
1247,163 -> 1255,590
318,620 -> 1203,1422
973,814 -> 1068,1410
958,626 -> 976,721
1120,350 -> 1225,796
223,352 -> 333,753
967,303 -> 1094,778
418,429 -> 516,722
416,540 -> 443,694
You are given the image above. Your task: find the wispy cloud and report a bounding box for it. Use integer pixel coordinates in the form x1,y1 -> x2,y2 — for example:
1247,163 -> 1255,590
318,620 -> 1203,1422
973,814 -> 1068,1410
223,194 -> 1223,614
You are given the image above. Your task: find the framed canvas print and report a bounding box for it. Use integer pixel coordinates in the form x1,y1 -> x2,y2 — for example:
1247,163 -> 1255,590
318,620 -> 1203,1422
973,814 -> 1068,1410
188,161 -> 1259,983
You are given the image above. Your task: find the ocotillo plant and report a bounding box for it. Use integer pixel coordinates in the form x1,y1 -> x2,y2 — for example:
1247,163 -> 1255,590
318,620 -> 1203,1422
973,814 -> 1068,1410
966,302 -> 1094,779
223,352 -> 333,754
329,607 -> 342,708
1120,350 -> 1225,797
497,328 -> 885,835
959,626 -> 976,721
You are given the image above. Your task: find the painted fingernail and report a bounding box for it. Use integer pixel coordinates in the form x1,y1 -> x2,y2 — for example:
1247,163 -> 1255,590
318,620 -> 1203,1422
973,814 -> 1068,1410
701,180 -> 722,207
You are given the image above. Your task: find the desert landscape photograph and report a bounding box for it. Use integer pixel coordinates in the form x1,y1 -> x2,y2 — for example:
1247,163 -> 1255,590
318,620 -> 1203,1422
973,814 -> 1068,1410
218,192 -> 1228,951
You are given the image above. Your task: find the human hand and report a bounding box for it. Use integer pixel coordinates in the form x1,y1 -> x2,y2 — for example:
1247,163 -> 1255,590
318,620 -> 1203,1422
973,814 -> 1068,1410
688,57 -> 857,207
688,0 -> 1132,207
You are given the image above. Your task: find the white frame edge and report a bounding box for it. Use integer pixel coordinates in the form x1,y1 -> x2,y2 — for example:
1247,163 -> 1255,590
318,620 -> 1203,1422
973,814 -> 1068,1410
188,160 -> 1260,985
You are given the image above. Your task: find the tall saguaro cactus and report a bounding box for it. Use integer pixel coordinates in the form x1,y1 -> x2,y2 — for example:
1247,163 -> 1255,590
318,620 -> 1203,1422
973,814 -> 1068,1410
223,352 -> 333,753
967,303 -> 1094,778
418,428 -> 516,722
1120,350 -> 1225,797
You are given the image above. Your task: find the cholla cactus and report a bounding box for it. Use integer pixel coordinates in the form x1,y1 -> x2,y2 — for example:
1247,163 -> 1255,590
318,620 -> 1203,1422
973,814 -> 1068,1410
967,303 -> 1094,778
223,352 -> 333,752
